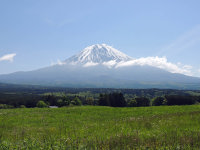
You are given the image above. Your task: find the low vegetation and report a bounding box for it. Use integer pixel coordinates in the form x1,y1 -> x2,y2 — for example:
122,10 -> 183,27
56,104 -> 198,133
0,105 -> 200,149
0,85 -> 200,149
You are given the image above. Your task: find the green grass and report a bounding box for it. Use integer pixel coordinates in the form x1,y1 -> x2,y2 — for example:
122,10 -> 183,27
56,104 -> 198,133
0,105 -> 200,149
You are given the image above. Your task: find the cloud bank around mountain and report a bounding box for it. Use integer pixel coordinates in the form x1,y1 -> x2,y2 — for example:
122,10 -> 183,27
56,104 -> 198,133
50,43 -> 195,77
0,53 -> 16,62
115,56 -> 193,76
52,56 -> 193,76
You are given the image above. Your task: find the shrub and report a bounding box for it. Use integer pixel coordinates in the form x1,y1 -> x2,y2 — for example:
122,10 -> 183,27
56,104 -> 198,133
36,101 -> 48,108
19,105 -> 26,108
85,97 -> 94,105
128,99 -> 137,107
57,99 -> 63,107
0,104 -> 14,109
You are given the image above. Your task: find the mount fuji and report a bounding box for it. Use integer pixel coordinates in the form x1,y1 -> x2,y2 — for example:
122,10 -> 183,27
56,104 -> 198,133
65,44 -> 132,65
0,44 -> 200,89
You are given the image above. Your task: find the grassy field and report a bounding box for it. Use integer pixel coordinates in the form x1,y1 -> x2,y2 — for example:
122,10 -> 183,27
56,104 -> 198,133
0,105 -> 200,149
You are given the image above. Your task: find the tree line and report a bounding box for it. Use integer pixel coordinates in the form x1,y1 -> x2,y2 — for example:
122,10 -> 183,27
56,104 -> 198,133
0,91 -> 200,109
98,93 -> 200,107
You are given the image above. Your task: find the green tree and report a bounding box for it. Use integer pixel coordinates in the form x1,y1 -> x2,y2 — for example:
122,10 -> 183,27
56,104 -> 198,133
135,97 -> 150,107
152,97 -> 165,106
63,97 -> 70,106
98,94 -> 107,106
98,93 -> 126,107
71,97 -> 82,106
36,101 -> 48,108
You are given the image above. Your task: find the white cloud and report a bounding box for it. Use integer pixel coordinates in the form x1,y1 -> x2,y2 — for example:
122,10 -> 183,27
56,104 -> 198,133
83,62 -> 98,67
51,59 -> 66,66
115,56 -> 193,76
102,60 -> 117,68
0,53 -> 16,62
50,56 -> 195,77
57,59 -> 66,65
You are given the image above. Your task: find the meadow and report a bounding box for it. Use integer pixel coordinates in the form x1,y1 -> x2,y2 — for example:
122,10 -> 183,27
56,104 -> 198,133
0,105 -> 200,149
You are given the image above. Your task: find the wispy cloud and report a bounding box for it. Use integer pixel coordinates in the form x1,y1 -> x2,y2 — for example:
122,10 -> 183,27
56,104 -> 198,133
0,53 -> 16,62
51,59 -> 66,66
157,25 -> 200,57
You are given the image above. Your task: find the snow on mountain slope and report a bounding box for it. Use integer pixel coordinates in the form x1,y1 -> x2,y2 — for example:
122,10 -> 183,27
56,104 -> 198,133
64,44 -> 133,65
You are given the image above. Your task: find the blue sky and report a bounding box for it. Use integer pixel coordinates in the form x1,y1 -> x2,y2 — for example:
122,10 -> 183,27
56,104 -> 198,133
0,0 -> 200,76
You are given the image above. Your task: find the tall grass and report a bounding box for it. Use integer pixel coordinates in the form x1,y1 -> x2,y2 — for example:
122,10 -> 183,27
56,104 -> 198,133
0,105 -> 200,149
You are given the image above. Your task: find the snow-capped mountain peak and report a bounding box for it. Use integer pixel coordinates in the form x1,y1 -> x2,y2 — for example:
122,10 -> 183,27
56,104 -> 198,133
65,44 -> 133,65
